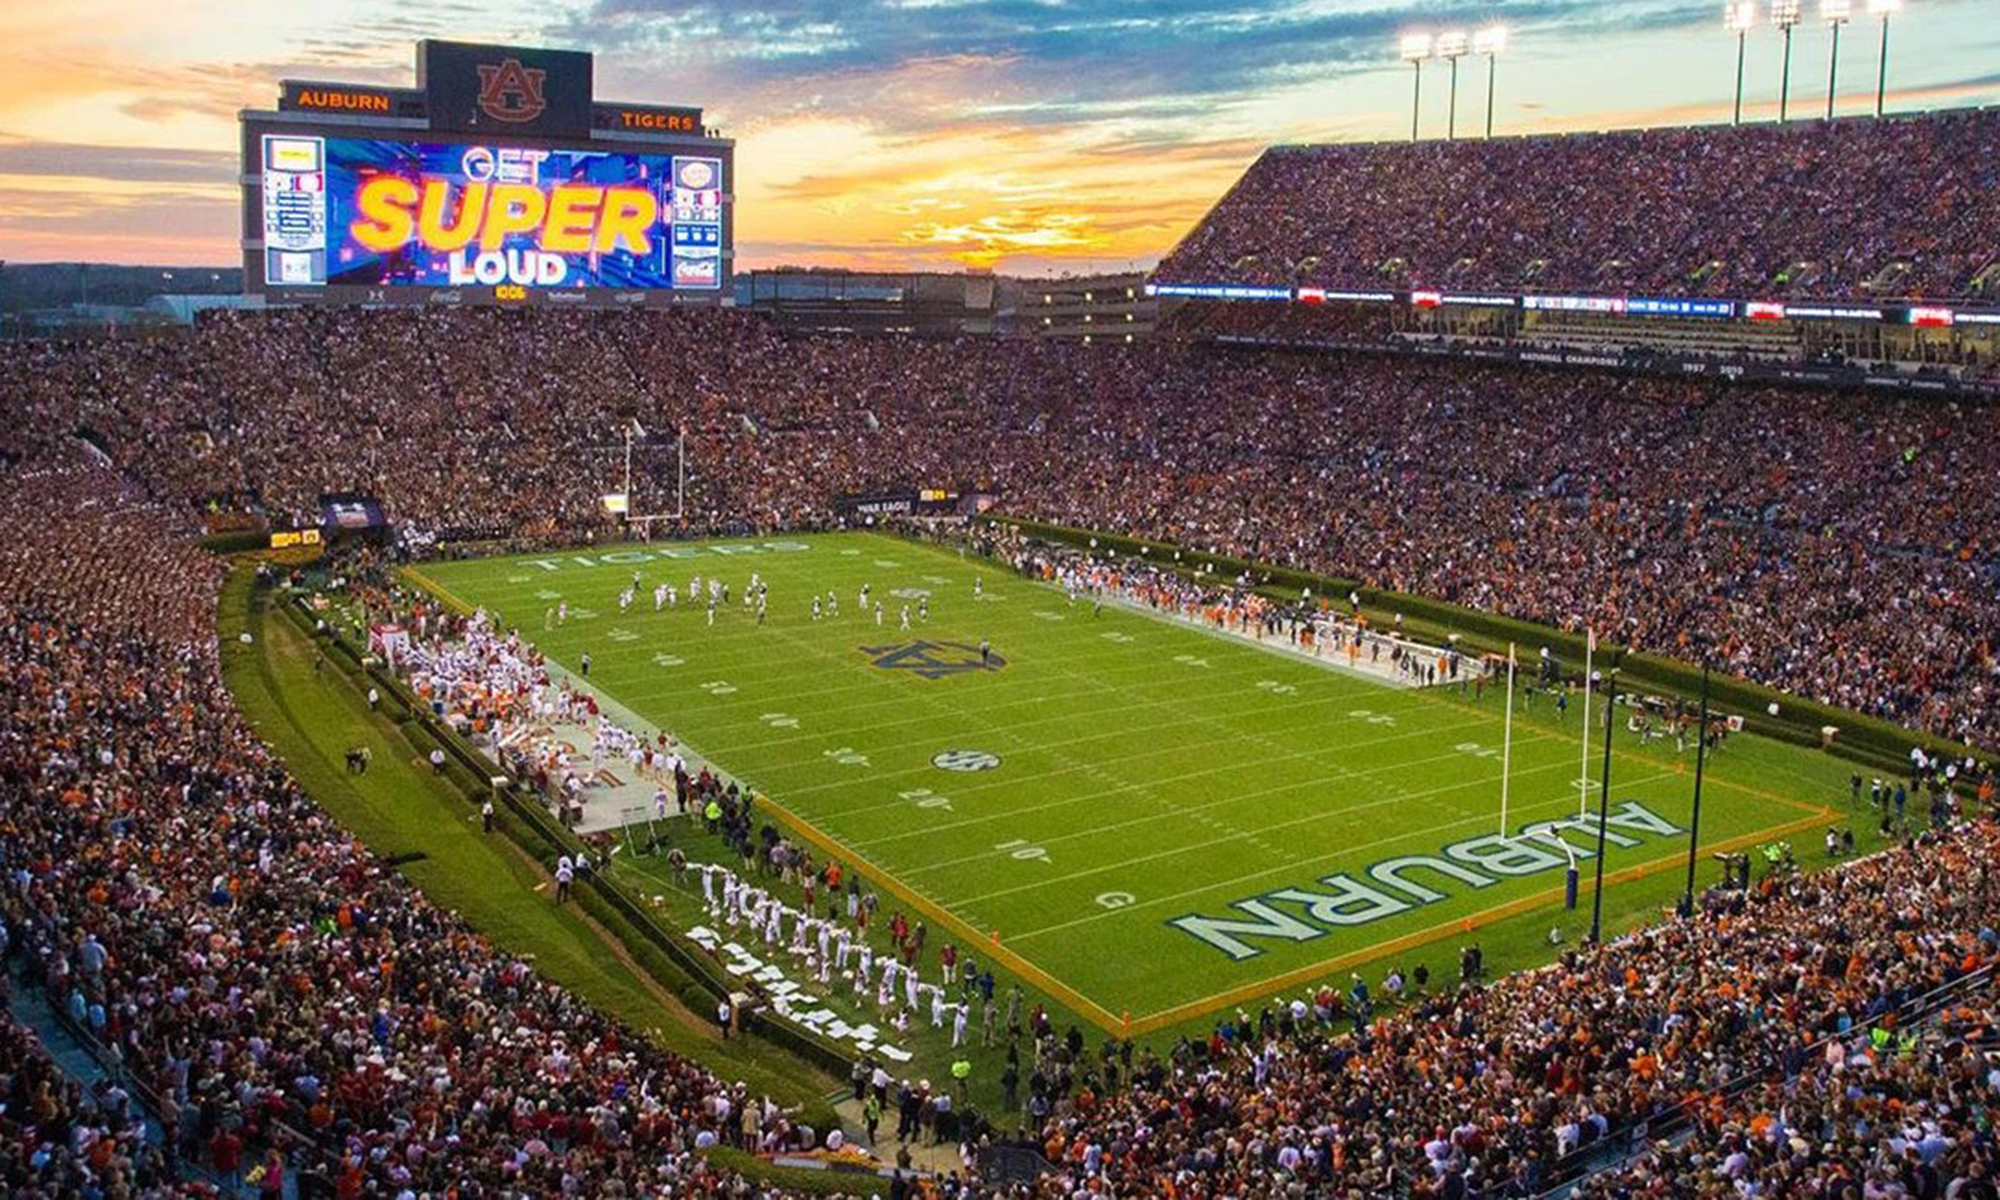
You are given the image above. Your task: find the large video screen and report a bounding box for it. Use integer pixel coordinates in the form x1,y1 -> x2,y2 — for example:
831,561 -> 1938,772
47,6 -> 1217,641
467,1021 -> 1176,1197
258,133 -> 724,293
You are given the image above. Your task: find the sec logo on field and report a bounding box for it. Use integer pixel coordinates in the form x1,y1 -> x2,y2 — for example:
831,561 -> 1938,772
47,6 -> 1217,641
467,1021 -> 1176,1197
933,750 -> 1001,773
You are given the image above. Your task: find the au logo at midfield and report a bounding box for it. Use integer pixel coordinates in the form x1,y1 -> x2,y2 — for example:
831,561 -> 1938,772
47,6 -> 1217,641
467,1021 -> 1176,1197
862,640 -> 1005,680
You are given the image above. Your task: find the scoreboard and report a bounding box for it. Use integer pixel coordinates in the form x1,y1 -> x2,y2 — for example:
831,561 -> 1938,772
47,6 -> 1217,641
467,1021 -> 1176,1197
242,40 -> 732,309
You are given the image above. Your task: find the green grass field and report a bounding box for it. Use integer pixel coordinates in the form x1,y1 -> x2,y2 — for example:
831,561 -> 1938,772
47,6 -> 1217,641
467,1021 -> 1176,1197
411,531 -> 1854,1035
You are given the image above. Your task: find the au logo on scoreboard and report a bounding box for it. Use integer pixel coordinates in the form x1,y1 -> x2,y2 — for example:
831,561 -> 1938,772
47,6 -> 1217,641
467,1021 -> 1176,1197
476,58 -> 548,123
862,641 -> 1004,680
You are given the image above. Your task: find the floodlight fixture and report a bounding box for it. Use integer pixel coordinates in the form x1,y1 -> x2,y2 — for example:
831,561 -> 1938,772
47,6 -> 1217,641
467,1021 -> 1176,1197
1475,27 -> 1509,138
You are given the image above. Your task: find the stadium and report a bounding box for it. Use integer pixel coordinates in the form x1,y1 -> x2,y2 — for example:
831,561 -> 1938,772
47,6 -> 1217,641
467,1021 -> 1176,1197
1,14 -> 1998,1200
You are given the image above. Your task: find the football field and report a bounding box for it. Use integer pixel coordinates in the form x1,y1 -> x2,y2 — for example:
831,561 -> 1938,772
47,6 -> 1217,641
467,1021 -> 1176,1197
411,531 -> 1844,1033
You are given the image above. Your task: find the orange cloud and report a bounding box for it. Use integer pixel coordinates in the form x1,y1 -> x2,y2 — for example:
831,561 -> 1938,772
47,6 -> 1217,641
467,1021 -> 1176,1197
901,210 -> 1100,267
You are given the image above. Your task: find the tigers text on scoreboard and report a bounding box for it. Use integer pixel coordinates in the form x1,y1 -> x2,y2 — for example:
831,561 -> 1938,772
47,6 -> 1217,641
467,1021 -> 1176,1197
241,39 -> 732,309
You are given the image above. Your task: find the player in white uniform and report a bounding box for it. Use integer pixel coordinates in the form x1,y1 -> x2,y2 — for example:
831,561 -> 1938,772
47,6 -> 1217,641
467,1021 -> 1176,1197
874,601 -> 884,625
654,583 -> 669,611
899,604 -> 911,630
974,576 -> 983,599
826,589 -> 838,617
812,597 -> 822,621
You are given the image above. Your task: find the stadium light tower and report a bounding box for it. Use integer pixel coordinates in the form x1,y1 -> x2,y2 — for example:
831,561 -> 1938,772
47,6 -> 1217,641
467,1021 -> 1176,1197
1773,0 -> 1803,122
1401,33 -> 1433,142
1725,2 -> 1758,124
1822,0 -> 1851,119
1436,30 -> 1470,140
1869,0 -> 1901,117
1474,26 -> 1509,139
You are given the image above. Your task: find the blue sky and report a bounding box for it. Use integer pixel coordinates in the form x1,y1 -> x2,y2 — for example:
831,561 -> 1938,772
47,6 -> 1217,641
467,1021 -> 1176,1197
0,0 -> 1993,273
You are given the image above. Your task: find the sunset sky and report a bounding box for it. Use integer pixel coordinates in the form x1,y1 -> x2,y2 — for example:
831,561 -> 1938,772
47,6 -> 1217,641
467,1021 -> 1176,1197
1,0 -> 1995,276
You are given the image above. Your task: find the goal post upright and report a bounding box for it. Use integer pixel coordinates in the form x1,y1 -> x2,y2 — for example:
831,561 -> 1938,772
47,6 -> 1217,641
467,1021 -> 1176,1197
615,423 -> 689,534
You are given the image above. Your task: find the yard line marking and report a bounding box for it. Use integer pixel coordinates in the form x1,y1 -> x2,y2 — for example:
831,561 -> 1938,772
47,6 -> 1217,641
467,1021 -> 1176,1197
961,761 -> 1664,910
669,654 -> 1452,760
769,703 -> 1491,805
894,743 -> 1585,877
847,717 -> 1546,848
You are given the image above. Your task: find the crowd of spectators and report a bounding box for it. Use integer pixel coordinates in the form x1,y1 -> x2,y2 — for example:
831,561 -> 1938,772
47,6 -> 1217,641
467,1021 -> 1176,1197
1024,818 -> 2000,1198
1156,109 -> 2000,302
9,306 -> 1990,747
5,302 -> 2000,1195
0,452 -> 859,1196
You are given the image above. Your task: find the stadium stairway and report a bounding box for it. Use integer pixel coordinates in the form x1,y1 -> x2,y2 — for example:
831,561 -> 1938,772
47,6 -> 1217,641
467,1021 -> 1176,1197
2,956 -> 288,1198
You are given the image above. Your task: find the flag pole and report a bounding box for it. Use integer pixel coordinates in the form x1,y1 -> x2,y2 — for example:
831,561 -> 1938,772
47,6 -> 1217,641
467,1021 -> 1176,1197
1499,642 -> 1516,837
1579,628 -> 1594,818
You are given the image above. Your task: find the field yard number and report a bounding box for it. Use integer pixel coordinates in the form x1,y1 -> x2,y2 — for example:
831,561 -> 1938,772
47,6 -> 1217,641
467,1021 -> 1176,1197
1032,610 -> 1066,622
1255,679 -> 1298,696
761,712 -> 800,729
1095,891 -> 1135,909
606,627 -> 638,643
1348,708 -> 1397,727
701,680 -> 738,696
873,559 -> 903,568
901,787 -> 953,812
923,575 -> 950,586
824,747 -> 870,767
1101,631 -> 1135,644
1174,654 -> 1212,669
507,574 -> 533,583
892,588 -> 930,601
996,839 -> 1051,864
652,652 -> 685,668
1456,741 -> 1500,759
536,589 -> 562,601
569,607 -> 599,621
